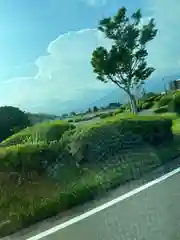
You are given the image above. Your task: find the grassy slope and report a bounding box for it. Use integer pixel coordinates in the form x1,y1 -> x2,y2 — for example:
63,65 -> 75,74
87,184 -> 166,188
0,144 -> 173,237
0,114 -> 179,237
0,120 -> 74,147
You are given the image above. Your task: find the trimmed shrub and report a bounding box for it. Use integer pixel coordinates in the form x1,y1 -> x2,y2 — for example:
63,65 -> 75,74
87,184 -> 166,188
144,95 -> 157,103
100,112 -> 114,119
74,118 -> 83,122
140,92 -> 158,101
158,95 -> 172,107
68,119 -> 74,123
142,101 -> 154,109
1,120 -> 75,147
73,115 -> 99,123
0,146 -> 168,237
63,116 -> 172,165
154,95 -> 162,102
105,113 -> 135,121
114,108 -> 124,115
0,117 -> 175,237
137,99 -> 155,112
0,142 -> 73,174
154,106 -> 168,114
168,93 -> 180,114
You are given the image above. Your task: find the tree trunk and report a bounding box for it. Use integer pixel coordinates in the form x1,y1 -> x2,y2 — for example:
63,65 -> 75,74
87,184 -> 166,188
128,93 -> 137,114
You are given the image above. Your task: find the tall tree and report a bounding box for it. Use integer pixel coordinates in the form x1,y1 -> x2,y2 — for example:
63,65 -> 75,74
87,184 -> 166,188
93,106 -> 98,112
0,106 -> 31,142
91,7 -> 157,113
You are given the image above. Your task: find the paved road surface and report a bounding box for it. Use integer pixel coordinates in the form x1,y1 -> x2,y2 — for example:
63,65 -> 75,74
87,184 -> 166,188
4,162 -> 180,240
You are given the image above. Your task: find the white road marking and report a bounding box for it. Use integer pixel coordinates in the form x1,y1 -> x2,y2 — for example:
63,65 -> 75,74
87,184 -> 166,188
27,166 -> 180,240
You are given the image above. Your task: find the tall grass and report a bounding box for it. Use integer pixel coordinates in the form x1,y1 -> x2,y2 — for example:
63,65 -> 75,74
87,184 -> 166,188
0,145 -> 170,237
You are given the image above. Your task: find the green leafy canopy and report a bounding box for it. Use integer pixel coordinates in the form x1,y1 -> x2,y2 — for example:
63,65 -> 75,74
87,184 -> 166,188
91,7 -> 157,94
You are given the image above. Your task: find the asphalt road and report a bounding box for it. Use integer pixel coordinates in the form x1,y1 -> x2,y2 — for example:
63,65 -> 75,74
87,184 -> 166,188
4,159 -> 180,240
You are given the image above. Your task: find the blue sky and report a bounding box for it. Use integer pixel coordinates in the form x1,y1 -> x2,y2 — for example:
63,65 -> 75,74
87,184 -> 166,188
0,0 -> 179,113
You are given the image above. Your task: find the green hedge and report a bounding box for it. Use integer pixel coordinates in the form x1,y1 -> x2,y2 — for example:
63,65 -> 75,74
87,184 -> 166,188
168,93 -> 180,114
0,142 -> 73,174
0,116 -> 172,174
158,95 -> 172,107
63,116 -> 173,165
154,106 -> 168,114
0,144 -> 173,237
154,95 -> 162,102
99,112 -> 114,119
144,95 -> 157,102
99,109 -> 125,119
141,101 -> 154,109
0,115 -> 175,237
1,120 -> 75,147
137,100 -> 155,112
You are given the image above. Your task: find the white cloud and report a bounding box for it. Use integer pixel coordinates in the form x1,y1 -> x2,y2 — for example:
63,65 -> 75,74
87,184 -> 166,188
81,0 -> 107,6
35,28 -> 112,97
1,0 -> 180,113
147,0 -> 180,77
0,28 -> 113,112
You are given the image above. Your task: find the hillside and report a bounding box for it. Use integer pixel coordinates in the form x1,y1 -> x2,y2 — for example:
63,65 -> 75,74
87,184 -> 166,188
27,112 -> 61,125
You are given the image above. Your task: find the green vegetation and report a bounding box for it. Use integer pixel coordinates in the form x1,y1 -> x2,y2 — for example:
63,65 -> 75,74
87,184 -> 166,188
1,120 -> 75,147
99,111 -> 114,119
66,91 -> 178,124
93,106 -> 98,112
157,94 -> 172,108
91,7 -> 157,113
68,114 -> 99,123
154,106 -> 168,114
63,116 -> 172,166
0,106 -> 31,142
0,112 -> 176,237
27,112 -> 60,125
0,5 -> 180,239
168,92 -> 180,114
0,150 -> 166,237
0,142 -> 74,175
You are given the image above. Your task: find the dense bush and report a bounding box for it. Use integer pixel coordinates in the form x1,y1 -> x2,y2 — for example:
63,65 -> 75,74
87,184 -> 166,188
144,95 -> 157,103
154,106 -> 168,114
141,101 -> 154,110
0,106 -> 31,142
0,145 -> 167,237
114,108 -> 124,114
158,95 -> 172,107
0,114 -> 175,237
168,94 -> 180,114
0,142 -> 74,175
140,92 -> 158,101
99,112 -> 114,119
62,116 -> 172,165
72,114 -> 101,123
68,119 -> 74,123
74,117 -> 83,122
154,95 -> 162,102
1,120 -> 75,147
137,98 -> 155,112
99,108 -> 125,119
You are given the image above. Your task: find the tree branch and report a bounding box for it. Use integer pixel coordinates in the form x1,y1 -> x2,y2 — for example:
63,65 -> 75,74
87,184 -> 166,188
109,75 -> 127,92
131,58 -> 138,73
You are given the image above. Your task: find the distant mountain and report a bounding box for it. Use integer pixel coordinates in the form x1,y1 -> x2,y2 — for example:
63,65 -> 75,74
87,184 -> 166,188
28,72 -> 180,115
92,72 -> 180,109
27,88 -> 114,115
145,72 -> 180,93
90,89 -> 127,108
